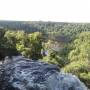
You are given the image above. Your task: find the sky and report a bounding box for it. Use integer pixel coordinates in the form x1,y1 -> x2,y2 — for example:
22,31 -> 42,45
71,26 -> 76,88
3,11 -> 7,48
0,0 -> 90,22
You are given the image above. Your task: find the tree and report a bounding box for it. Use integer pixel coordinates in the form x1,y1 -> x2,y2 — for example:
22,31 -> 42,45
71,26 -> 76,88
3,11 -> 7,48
4,30 -> 17,48
4,31 -> 43,60
27,32 -> 43,59
42,40 -> 70,68
64,32 -> 90,88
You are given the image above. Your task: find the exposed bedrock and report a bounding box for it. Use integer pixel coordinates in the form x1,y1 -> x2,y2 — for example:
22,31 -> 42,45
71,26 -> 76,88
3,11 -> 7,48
0,56 -> 87,90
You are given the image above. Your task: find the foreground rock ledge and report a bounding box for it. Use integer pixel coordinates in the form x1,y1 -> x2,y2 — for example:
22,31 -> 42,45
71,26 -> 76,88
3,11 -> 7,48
0,56 -> 87,90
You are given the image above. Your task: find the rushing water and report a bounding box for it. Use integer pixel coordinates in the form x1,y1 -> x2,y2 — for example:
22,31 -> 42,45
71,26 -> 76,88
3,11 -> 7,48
0,56 -> 87,90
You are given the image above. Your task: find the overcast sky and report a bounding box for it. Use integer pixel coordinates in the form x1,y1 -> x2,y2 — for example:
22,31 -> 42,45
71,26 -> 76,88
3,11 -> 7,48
0,0 -> 90,22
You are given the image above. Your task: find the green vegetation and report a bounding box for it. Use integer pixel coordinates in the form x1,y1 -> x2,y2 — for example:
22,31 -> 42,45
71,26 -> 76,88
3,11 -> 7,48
0,30 -> 43,60
0,21 -> 90,88
63,32 -> 90,87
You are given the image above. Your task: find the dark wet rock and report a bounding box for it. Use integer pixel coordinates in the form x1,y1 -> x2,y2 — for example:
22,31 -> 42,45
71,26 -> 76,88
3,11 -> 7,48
0,56 -> 87,90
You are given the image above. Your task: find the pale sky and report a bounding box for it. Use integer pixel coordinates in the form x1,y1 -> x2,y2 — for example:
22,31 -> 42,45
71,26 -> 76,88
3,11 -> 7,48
0,0 -> 90,22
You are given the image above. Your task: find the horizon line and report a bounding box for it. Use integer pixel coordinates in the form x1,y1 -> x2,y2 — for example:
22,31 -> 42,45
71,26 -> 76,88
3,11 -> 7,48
0,19 -> 90,23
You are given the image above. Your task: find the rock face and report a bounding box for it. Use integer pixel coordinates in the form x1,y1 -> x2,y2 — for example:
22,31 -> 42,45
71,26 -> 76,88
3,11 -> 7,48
0,56 -> 87,90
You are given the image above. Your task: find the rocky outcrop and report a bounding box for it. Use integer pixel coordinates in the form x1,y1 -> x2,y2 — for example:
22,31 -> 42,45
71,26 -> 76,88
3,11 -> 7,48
0,56 -> 87,90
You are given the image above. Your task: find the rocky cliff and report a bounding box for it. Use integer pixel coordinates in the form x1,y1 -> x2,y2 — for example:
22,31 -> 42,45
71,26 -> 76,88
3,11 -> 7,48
0,56 -> 87,90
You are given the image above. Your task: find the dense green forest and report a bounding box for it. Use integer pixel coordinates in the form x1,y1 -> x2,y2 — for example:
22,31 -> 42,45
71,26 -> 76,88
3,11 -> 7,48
0,21 -> 90,88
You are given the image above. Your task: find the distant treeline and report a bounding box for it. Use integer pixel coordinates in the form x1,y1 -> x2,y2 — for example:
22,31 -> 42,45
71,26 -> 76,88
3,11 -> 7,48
0,21 -> 90,33
0,21 -> 90,41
